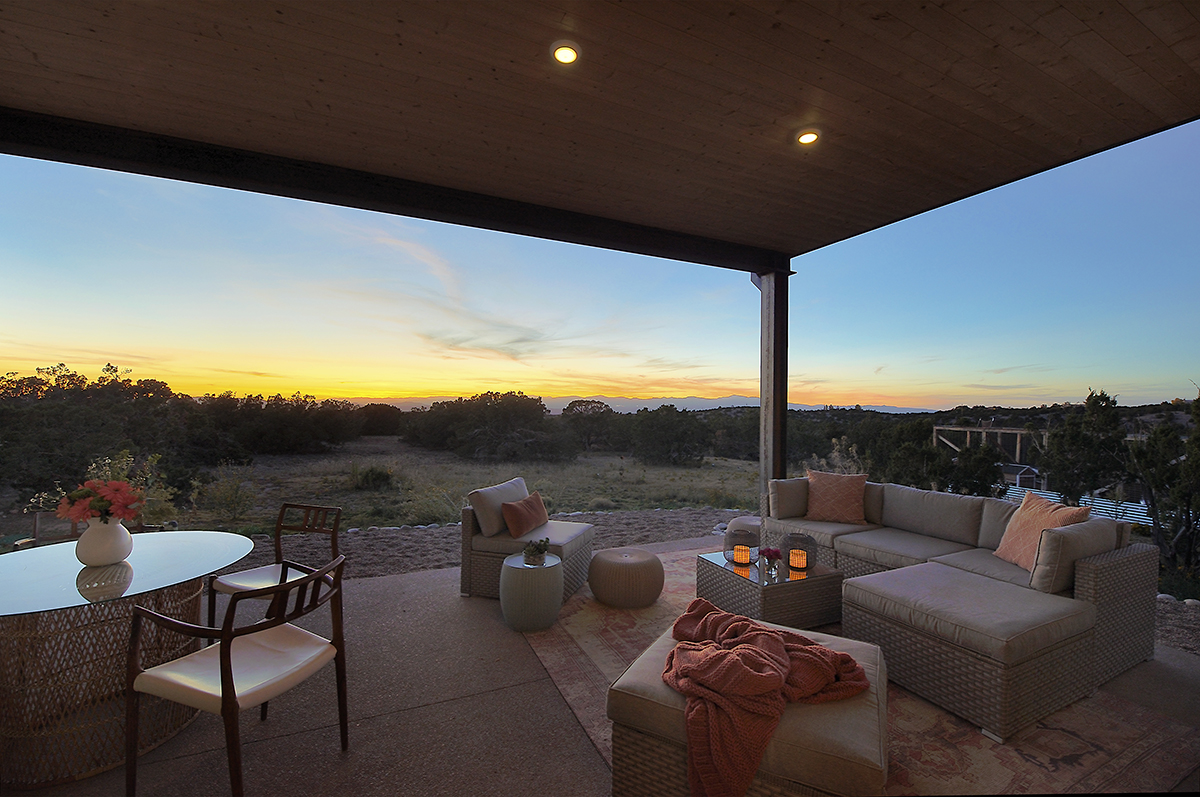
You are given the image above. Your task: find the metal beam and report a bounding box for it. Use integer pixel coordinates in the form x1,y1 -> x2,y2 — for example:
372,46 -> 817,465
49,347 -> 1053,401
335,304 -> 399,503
0,106 -> 793,275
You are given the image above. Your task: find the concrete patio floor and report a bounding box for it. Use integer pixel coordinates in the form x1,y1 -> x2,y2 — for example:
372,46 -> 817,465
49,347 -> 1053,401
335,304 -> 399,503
29,537 -> 1200,797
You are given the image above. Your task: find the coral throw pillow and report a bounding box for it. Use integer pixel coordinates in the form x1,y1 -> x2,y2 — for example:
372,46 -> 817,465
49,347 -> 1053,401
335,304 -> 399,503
804,471 -> 868,524
502,491 -> 549,538
994,491 -> 1091,571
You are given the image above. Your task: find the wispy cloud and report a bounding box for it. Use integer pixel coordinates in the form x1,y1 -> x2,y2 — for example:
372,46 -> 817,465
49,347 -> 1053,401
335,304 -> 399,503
207,368 -> 286,378
962,383 -> 1040,391
982,364 -> 1053,374
322,216 -> 462,302
874,365 -> 887,375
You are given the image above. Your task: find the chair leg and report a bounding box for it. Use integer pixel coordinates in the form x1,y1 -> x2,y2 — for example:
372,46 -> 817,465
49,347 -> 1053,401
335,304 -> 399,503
336,649 -> 349,751
125,689 -> 139,797
260,701 -> 269,721
206,577 -> 217,639
223,708 -> 244,797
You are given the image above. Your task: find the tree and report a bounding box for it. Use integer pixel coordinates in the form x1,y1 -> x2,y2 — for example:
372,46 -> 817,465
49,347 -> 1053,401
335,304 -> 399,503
948,443 -> 1003,497
1128,393 -> 1199,572
1041,389 -> 1126,505
632,405 -> 711,466
561,399 -> 616,451
405,392 -> 577,461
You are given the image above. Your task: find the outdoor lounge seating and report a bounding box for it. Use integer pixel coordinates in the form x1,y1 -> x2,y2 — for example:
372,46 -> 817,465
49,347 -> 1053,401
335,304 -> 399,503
460,477 -> 594,602
607,623 -> 889,796
765,476 -> 1159,741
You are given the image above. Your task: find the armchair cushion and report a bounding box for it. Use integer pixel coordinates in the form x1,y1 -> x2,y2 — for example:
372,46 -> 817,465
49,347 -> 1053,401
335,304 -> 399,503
502,491 -> 549,538
467,477 -> 529,537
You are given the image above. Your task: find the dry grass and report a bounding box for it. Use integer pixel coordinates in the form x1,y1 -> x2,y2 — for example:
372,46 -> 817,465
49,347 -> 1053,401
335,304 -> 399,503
179,436 -> 758,534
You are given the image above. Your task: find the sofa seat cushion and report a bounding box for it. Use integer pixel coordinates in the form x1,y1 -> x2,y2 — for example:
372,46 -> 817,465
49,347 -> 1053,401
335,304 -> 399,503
764,516 -> 881,549
608,624 -> 888,797
928,548 -> 1031,587
835,528 -> 973,570
471,519 -> 594,561
843,563 -> 1096,666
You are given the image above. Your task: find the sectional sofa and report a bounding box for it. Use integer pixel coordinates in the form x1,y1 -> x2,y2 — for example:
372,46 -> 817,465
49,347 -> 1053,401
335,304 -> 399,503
764,477 -> 1158,741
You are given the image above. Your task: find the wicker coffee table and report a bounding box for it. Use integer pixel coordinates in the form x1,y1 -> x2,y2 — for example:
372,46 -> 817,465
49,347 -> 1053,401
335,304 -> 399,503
695,552 -> 842,628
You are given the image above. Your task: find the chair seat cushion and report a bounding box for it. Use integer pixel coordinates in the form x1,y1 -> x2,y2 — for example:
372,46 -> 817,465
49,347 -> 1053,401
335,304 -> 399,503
607,624 -> 888,796
211,563 -> 302,595
835,528 -> 974,569
842,562 -> 1096,665
471,519 -> 594,561
133,623 -> 336,714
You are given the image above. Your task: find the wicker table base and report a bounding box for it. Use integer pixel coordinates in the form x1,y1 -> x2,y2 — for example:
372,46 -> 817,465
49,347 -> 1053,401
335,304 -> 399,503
0,579 -> 203,790
695,553 -> 842,628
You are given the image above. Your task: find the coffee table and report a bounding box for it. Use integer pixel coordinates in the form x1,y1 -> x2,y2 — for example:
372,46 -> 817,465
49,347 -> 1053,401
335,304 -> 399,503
695,552 -> 842,628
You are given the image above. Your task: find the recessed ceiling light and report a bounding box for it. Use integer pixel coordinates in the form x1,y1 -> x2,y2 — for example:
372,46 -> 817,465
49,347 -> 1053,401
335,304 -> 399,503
552,40 -> 579,64
797,129 -> 820,145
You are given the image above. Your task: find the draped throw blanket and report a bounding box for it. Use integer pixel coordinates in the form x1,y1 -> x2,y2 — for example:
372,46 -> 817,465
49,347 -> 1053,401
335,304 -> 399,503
661,598 -> 870,797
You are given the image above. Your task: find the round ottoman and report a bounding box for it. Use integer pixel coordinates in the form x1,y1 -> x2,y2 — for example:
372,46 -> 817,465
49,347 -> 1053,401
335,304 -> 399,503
589,548 -> 664,609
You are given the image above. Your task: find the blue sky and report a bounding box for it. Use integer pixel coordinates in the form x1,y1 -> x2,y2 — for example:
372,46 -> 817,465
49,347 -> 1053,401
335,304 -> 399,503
1,119 -> 1197,410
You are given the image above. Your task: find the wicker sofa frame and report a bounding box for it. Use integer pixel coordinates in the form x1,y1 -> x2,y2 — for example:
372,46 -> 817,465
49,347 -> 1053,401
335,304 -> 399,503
458,507 -> 592,603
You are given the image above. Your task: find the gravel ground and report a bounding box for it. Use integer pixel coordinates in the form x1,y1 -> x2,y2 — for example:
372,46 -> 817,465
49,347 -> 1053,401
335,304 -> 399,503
222,507 -> 1200,656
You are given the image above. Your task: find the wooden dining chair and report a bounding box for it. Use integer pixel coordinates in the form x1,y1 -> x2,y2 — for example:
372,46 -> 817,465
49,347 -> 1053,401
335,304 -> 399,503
207,503 -> 342,627
126,555 -> 348,797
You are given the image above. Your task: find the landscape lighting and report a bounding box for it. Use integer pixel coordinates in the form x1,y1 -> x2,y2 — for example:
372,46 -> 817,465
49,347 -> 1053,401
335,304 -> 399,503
552,40 -> 579,64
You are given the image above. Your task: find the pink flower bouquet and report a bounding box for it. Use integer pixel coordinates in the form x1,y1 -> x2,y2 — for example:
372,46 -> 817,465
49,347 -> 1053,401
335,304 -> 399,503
56,479 -> 143,523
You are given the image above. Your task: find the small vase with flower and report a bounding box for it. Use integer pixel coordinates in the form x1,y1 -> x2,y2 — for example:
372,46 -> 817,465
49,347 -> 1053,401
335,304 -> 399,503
57,480 -> 144,567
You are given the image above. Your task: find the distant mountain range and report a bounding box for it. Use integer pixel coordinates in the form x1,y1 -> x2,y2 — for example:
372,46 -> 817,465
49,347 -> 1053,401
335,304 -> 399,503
342,395 -> 935,414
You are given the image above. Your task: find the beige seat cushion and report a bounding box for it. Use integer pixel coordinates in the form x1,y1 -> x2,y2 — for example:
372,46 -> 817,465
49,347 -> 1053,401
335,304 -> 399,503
134,624 -> 336,714
843,563 -> 1096,665
834,528 -> 974,570
764,516 -> 881,549
608,625 -> 888,797
928,548 -> 1031,587
211,563 -> 304,596
471,519 -> 594,561
881,484 -> 984,546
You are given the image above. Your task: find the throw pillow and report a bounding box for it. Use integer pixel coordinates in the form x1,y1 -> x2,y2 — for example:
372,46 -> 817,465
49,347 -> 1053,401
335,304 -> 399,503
467,477 -> 529,537
502,491 -> 550,538
994,491 -> 1091,572
804,470 -> 868,524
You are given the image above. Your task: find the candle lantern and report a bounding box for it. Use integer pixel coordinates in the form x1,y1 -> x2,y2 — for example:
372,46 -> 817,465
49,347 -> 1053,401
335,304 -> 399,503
781,531 -> 816,571
723,520 -> 760,565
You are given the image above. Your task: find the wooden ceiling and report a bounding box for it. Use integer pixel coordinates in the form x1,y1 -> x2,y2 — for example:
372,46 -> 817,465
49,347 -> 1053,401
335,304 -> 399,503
2,1 -> 1199,273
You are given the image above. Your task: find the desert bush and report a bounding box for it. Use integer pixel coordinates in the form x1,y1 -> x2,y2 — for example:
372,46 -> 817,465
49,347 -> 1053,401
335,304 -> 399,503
351,464 -> 394,491
633,405 -> 711,467
193,464 -> 256,523
588,497 -> 617,511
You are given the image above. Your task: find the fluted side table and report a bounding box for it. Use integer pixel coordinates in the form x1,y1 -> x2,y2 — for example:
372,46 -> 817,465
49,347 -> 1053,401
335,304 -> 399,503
499,553 -> 564,632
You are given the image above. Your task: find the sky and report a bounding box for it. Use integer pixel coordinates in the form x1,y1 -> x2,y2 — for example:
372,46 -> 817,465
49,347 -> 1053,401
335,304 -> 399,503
1,119 -> 1197,411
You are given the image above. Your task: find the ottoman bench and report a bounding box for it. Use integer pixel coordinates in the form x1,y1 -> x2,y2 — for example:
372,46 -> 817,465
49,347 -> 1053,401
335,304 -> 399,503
588,548 -> 664,609
842,562 -> 1096,742
607,624 -> 888,796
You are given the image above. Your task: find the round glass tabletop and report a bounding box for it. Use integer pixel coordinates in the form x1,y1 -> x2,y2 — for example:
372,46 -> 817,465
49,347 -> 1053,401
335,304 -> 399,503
0,530 -> 253,615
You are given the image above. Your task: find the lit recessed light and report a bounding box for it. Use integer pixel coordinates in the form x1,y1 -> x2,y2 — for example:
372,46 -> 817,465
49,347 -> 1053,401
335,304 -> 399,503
797,129 -> 820,145
551,40 -> 579,64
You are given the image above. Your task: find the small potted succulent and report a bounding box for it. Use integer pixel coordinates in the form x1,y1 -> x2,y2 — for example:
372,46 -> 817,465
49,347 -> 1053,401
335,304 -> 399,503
523,537 -> 550,567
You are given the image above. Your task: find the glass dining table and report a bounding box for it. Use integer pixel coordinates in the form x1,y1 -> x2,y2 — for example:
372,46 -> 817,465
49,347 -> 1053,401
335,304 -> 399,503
0,530 -> 253,789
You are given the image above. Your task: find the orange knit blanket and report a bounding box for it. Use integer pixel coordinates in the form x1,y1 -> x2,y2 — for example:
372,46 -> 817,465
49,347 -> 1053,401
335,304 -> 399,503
661,598 -> 870,797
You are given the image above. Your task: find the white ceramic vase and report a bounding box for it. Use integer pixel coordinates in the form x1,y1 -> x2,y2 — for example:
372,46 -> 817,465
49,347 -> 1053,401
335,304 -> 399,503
75,517 -> 134,566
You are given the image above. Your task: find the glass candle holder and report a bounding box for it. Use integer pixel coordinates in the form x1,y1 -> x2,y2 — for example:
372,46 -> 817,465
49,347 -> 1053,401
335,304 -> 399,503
723,526 -> 760,564
781,531 -> 815,571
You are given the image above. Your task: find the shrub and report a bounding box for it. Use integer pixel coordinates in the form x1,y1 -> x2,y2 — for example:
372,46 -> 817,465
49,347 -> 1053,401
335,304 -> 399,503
351,464 -> 394,491
588,497 -> 617,511
193,464 -> 256,523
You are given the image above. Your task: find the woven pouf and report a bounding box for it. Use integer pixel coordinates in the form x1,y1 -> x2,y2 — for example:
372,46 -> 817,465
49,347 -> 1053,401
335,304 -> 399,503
588,548 -> 664,609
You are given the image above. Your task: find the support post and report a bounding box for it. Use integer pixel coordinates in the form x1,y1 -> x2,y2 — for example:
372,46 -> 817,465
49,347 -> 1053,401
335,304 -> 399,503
755,265 -> 790,516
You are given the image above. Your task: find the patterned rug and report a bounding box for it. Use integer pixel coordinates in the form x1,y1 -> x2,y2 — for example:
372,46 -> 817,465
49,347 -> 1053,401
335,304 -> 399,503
525,544 -> 1200,794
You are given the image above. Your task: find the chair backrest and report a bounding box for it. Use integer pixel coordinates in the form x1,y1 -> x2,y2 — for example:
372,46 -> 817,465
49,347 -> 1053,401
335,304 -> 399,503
222,555 -> 345,641
273,503 -> 341,563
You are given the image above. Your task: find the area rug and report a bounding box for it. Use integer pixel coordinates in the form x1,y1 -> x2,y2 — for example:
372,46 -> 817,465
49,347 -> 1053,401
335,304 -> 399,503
525,544 -> 1200,794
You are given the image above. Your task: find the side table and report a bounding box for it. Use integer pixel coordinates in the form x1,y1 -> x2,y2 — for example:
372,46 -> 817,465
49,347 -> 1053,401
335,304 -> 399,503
499,553 -> 564,632
695,552 -> 842,628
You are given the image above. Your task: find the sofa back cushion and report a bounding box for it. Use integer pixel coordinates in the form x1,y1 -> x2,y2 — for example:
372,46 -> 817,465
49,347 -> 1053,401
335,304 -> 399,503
995,491 -> 1090,571
1029,516 -> 1123,593
881,484 -> 984,546
805,471 -> 869,524
467,477 -> 529,537
978,498 -> 1021,550
864,483 -> 884,525
769,478 -> 808,519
